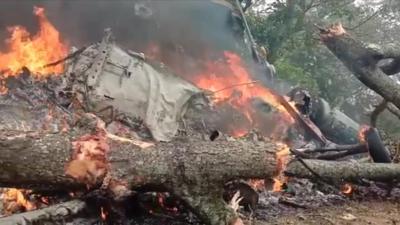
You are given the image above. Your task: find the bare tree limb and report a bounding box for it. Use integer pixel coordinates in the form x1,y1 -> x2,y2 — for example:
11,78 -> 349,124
347,6 -> 383,31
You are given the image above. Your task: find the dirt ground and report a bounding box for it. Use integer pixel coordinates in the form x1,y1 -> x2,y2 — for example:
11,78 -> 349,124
262,200 -> 400,225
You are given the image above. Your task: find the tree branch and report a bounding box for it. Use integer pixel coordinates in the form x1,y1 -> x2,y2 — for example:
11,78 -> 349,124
387,102 -> 400,120
370,99 -> 388,127
320,24 -> 400,110
347,6 -> 383,31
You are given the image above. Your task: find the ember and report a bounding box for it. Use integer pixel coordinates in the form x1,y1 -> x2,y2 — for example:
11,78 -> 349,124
0,6 -> 67,81
358,125 -> 371,144
341,183 -> 353,195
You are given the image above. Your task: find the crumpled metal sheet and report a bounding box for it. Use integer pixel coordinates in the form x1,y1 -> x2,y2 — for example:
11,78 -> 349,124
67,30 -> 203,142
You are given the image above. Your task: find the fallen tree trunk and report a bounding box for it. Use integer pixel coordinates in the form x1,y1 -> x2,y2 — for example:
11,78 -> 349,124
3,120 -> 400,224
0,129 -> 278,191
0,120 -> 280,225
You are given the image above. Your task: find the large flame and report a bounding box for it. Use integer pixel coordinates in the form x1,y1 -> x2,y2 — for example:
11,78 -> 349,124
273,143 -> 290,192
192,51 -> 294,137
193,51 -> 288,111
0,6 -> 67,79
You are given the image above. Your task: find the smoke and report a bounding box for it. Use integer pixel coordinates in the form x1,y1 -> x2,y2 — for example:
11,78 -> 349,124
0,0 -> 248,76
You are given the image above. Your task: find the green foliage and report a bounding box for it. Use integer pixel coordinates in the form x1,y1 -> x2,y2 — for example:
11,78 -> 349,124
274,58 -> 319,92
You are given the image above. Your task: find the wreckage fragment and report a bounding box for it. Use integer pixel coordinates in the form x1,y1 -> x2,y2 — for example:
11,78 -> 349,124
64,29 -> 206,142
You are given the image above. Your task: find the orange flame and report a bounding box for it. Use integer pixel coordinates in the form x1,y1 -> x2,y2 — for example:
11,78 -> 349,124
341,183 -> 353,195
248,179 -> 265,192
194,51 -> 289,111
192,51 -> 294,137
1,188 -> 36,212
358,125 -> 370,144
0,6 -> 67,80
272,143 -> 290,192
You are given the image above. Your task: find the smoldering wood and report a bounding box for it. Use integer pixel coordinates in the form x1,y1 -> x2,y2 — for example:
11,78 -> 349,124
285,159 -> 400,183
0,200 -> 88,225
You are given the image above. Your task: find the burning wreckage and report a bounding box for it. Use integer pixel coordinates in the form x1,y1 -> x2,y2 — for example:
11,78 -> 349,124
0,4 -> 398,225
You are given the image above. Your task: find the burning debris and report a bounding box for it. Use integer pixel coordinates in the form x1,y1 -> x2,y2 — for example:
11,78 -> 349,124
0,7 -> 67,79
1,188 -> 36,215
273,144 -> 291,192
0,3 -> 399,225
